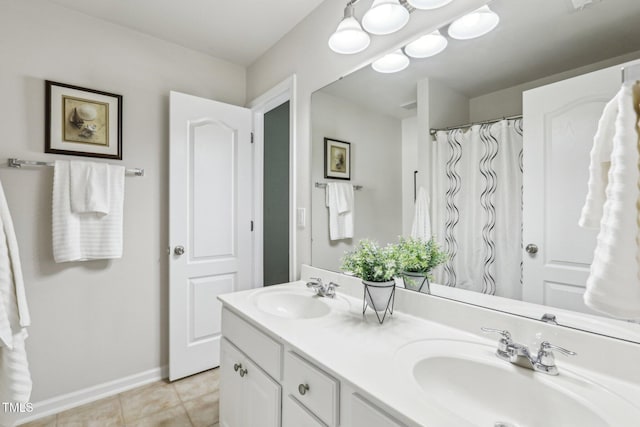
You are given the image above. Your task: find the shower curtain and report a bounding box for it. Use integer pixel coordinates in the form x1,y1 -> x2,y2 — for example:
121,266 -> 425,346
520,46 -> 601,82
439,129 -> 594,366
431,119 -> 523,298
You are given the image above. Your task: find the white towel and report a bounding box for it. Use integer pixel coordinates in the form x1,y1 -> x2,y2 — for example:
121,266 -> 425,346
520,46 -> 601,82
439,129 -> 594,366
579,92 -> 619,229
69,161 -> 110,215
581,84 -> 640,319
411,187 -> 432,241
53,160 -> 125,263
325,182 -> 354,241
0,179 -> 32,418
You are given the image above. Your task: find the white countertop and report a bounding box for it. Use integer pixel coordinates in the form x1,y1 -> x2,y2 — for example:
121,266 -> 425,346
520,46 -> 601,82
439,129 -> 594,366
219,272 -> 640,427
220,281 -> 510,426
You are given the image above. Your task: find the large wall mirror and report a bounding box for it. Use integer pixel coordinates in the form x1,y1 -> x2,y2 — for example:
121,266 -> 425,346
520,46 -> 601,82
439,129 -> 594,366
310,0 -> 640,342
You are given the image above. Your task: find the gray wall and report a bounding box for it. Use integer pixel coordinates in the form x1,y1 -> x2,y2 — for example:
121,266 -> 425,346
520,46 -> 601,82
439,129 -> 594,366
263,102 -> 290,285
0,0 -> 245,403
311,91 -> 403,272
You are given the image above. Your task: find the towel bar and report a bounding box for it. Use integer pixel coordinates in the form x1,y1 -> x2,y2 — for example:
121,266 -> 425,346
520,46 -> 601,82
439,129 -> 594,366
7,158 -> 144,177
315,182 -> 363,190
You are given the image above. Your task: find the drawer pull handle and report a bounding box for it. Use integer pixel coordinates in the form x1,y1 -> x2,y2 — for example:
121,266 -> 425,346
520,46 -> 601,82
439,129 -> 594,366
298,383 -> 310,395
239,368 -> 248,377
233,363 -> 242,372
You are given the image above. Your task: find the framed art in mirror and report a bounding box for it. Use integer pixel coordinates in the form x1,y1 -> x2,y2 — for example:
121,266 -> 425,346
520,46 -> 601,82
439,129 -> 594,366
45,80 -> 123,160
324,137 -> 351,180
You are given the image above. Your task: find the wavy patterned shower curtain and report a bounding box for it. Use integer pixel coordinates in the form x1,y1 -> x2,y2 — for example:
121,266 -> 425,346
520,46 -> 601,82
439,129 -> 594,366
431,119 -> 523,298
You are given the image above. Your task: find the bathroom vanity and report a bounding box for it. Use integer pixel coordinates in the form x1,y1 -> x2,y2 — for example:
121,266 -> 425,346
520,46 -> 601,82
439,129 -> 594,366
218,266 -> 640,427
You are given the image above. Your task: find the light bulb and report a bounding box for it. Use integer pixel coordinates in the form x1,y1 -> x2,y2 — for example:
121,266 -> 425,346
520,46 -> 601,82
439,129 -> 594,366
362,0 -> 410,36
404,30 -> 448,58
372,49 -> 410,73
448,5 -> 500,40
328,4 -> 371,54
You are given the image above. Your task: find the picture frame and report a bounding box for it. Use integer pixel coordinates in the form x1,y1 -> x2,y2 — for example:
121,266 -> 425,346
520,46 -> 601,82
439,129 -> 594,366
324,137 -> 351,180
45,80 -> 123,160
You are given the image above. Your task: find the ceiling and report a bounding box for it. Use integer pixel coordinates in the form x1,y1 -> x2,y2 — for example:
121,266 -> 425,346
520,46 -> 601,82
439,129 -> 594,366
320,0 -> 640,118
45,0 -> 326,66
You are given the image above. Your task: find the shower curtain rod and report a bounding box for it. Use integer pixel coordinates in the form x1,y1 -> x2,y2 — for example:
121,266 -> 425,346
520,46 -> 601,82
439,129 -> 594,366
429,114 -> 523,136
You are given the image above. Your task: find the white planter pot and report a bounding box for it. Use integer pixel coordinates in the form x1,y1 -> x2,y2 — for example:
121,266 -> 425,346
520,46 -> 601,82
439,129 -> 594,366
402,271 -> 430,293
362,279 -> 395,312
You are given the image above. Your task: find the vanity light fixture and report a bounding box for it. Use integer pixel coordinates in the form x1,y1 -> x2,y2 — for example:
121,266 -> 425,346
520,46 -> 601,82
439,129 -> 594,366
362,0 -> 410,36
404,30 -> 448,58
328,3 -> 371,54
407,0 -> 453,10
371,49 -> 410,73
448,5 -> 500,40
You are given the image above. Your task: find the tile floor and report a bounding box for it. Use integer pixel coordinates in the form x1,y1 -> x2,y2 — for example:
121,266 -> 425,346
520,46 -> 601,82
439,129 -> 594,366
20,368 -> 220,427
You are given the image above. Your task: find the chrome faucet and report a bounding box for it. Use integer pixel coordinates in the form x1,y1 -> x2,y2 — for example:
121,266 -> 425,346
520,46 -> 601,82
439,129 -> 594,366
481,327 -> 576,375
306,277 -> 339,298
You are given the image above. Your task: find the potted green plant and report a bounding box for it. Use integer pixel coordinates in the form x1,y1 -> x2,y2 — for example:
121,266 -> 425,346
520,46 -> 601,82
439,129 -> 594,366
395,237 -> 447,293
341,239 -> 398,322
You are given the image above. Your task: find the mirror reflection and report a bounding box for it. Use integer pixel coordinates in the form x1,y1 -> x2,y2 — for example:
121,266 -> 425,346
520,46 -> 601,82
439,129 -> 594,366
311,0 -> 640,339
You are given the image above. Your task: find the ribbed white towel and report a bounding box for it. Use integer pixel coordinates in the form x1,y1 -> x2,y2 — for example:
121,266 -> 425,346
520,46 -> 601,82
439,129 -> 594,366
582,84 -> 640,319
579,91 -> 620,229
53,160 -> 125,263
411,187 -> 432,241
0,179 -> 32,417
69,161 -> 110,215
325,182 -> 354,241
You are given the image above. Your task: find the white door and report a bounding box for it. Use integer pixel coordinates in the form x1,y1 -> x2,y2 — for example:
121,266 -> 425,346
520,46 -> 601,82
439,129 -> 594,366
522,66 -> 620,313
169,91 -> 253,381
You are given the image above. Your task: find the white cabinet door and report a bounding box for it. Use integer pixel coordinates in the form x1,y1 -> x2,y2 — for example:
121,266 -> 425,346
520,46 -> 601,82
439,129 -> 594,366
283,395 -> 327,427
220,339 -> 281,427
220,339 -> 244,427
351,393 -> 406,427
522,65 -> 621,314
169,91 -> 253,380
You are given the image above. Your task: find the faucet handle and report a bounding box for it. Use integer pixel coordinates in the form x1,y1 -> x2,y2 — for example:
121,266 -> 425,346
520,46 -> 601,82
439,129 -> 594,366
481,327 -> 512,340
306,277 -> 322,288
537,341 -> 576,359
481,327 -> 512,354
535,341 -> 576,375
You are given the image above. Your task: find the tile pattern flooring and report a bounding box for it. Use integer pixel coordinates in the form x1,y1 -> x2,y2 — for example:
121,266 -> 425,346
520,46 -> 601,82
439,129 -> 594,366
21,368 -> 220,427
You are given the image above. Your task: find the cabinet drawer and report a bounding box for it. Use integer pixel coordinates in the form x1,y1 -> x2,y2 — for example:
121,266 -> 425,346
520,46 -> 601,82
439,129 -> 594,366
283,395 -> 327,427
222,308 -> 282,380
284,351 -> 339,426
351,393 -> 406,427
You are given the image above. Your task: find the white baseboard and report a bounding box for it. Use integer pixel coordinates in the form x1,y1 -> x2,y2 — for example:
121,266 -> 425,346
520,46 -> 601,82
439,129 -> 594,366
17,365 -> 168,425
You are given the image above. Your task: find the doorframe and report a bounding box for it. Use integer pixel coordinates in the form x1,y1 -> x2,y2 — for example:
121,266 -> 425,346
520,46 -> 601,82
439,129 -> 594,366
248,75 -> 298,286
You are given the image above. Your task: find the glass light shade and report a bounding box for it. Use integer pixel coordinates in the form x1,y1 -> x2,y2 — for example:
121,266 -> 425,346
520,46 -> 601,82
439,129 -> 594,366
362,0 -> 410,36
407,0 -> 453,10
329,16 -> 371,54
448,5 -> 500,40
404,30 -> 448,58
372,49 -> 410,73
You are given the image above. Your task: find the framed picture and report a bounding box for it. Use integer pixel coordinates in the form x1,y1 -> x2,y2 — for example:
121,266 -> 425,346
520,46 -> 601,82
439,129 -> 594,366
45,80 -> 123,160
324,137 -> 351,180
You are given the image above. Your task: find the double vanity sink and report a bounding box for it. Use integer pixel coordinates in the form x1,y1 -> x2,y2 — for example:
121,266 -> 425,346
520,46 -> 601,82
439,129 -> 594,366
219,270 -> 640,427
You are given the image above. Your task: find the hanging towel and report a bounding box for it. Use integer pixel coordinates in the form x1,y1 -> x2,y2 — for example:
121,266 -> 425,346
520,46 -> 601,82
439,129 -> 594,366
69,161 -> 110,215
411,186 -> 432,241
580,83 -> 640,319
325,182 -> 354,240
52,160 -> 125,263
579,92 -> 620,229
0,179 -> 32,422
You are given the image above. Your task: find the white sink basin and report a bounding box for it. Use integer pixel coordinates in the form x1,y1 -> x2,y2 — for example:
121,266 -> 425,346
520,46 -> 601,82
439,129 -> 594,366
395,340 -> 640,427
251,286 -> 350,319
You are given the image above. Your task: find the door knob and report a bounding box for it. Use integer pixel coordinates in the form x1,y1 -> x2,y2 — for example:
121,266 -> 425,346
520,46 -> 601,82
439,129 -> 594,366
525,244 -> 538,254
174,246 -> 185,256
